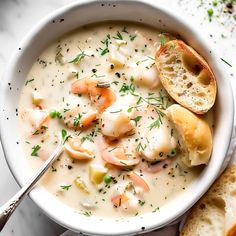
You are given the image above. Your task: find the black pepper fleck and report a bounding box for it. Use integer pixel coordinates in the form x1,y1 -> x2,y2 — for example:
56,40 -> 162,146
115,72 -> 121,78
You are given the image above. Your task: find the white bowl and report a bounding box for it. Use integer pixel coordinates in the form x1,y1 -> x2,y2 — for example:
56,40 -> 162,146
0,0 -> 234,235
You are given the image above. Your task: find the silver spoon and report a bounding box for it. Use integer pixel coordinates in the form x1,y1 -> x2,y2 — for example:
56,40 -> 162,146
0,135 -> 64,232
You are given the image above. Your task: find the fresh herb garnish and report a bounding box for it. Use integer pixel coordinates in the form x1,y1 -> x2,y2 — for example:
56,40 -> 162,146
82,211 -> 92,217
127,107 -> 133,113
169,43 -> 176,51
31,145 -> 41,157
136,142 -> 147,152
119,83 -> 138,96
148,108 -> 165,130
60,185 -> 72,191
220,58 -> 232,67
148,119 -> 161,130
73,113 -> 82,127
111,81 -> 119,85
32,130 -> 40,135
100,34 -> 111,55
110,109 -> 122,114
152,207 -> 160,213
122,26 -> 129,33
130,76 -> 134,82
136,96 -> 143,105
32,126 -> 47,135
113,31 -> 123,40
138,200 -> 145,206
127,105 -> 142,113
72,71 -> 79,79
100,47 -> 109,56
120,161 -> 128,165
108,147 -> 117,152
25,79 -> 34,86
129,35 -> 136,41
159,34 -> 167,46
69,49 -> 90,64
41,126 -> 48,130
147,56 -> 155,61
61,129 -> 67,140
63,108 -> 70,113
81,134 -> 94,143
131,116 -> 142,126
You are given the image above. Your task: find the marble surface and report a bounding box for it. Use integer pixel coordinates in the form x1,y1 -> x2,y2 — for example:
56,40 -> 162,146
0,0 -> 235,235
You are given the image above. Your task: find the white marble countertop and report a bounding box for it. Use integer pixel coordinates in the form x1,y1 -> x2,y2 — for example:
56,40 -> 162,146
0,0 -> 235,235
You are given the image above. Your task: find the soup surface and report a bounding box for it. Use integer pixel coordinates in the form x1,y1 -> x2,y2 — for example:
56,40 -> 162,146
18,22 -> 211,218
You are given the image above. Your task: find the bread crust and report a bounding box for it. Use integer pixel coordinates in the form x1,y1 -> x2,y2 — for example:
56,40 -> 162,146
180,165 -> 236,236
227,224 -> 236,236
156,40 -> 217,114
166,104 -> 212,166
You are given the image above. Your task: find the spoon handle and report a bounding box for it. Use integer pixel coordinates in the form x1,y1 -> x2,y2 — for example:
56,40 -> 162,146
0,141 -> 64,232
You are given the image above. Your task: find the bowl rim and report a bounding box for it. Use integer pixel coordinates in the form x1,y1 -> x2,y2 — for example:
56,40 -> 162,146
0,0 -> 234,235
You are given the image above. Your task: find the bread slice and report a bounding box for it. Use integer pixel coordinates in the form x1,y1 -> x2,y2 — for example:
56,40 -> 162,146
155,40 -> 217,114
180,165 -> 236,236
166,104 -> 212,167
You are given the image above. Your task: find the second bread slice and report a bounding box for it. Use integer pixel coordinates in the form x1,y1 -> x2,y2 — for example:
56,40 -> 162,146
180,165 -> 236,236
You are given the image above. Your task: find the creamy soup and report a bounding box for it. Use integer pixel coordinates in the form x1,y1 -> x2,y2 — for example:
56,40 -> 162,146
18,22 -> 212,218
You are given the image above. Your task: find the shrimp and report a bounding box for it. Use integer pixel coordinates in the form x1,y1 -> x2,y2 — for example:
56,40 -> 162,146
71,77 -> 116,112
64,136 -> 95,160
99,136 -> 140,167
111,194 -> 129,207
128,171 -> 150,192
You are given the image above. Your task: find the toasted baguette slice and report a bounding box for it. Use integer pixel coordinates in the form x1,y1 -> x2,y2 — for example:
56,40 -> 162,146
155,40 -> 217,114
166,104 -> 212,167
180,165 -> 236,236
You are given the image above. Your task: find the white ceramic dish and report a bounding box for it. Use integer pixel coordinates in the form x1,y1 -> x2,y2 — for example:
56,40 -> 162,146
0,0 -> 234,235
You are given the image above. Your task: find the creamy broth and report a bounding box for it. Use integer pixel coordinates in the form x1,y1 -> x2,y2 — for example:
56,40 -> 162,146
18,22 -> 211,218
